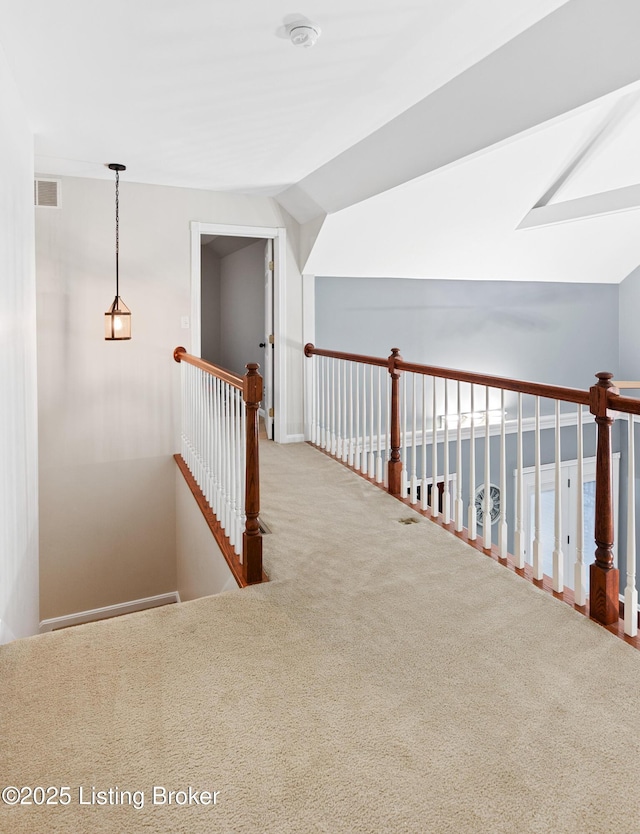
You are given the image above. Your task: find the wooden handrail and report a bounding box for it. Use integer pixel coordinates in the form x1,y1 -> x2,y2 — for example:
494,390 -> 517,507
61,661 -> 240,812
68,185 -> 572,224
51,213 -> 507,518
174,346 -> 263,585
395,360 -> 591,406
304,343 -> 389,368
608,392 -> 640,415
304,343 -> 591,405
304,343 -> 640,628
174,346 -> 244,391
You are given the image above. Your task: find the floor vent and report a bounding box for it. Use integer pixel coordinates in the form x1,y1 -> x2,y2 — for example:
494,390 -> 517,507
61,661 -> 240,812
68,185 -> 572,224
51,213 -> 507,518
398,517 -> 420,525
34,178 -> 61,208
258,517 -> 272,534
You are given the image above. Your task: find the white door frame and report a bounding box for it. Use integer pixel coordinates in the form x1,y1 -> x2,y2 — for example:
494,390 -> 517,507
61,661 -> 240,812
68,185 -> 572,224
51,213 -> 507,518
190,221 -> 287,443
519,453 -> 621,585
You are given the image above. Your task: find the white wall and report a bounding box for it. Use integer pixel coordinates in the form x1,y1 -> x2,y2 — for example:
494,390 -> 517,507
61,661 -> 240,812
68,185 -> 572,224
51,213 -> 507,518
175,470 -> 236,601
35,175 -> 303,620
0,52 -> 39,642
219,240 -> 265,377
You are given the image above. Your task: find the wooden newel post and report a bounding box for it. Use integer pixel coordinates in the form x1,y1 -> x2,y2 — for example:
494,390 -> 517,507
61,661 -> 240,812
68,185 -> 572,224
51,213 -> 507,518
243,363 -> 263,584
388,348 -> 403,497
589,371 -> 619,625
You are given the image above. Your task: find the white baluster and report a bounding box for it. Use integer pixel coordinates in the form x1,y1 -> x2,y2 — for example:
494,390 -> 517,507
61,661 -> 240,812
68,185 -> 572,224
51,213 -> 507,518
431,376 -> 439,519
354,363 -> 361,470
196,366 -> 202,487
455,381 -> 463,532
220,378 -> 226,518
207,374 -> 214,505
552,400 -> 564,592
180,361 -> 185,459
215,377 -> 222,519
410,373 -> 418,504
514,393 -> 524,568
191,365 -> 197,481
229,384 -> 237,549
401,374 -> 408,497
533,397 -> 543,580
499,389 -> 508,560
483,387 -> 491,549
340,360 -> 346,459
625,415 -> 638,636
574,405 -> 586,606
183,363 -> 188,466
184,365 -> 188,466
326,358 -> 332,454
376,366 -> 383,483
361,363 -> 368,474
348,362 -> 354,467
239,388 -> 244,550
236,388 -> 243,552
384,370 -> 390,489
226,382 -> 233,535
468,384 -> 477,540
443,380 -> 450,524
421,375 -> 428,511
318,357 -> 323,449
331,358 -> 337,456
322,356 -> 327,448
369,365 -> 376,478
310,354 -> 316,445
340,360 -> 349,463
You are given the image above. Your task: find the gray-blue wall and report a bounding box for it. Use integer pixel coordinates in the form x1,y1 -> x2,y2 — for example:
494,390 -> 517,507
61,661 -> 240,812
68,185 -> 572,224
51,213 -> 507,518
316,277 -> 619,389
619,265 -> 640,381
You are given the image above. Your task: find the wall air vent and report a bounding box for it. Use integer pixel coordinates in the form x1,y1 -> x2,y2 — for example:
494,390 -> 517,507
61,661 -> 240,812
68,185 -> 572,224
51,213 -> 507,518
34,178 -> 61,208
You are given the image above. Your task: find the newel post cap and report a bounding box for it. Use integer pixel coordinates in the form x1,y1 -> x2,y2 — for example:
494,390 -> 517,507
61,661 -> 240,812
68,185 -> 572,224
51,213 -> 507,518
244,363 -> 263,404
388,347 -> 403,376
590,371 -> 618,417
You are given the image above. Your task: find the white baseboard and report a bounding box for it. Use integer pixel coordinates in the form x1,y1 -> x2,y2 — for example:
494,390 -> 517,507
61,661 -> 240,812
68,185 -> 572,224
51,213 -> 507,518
285,433 -> 306,444
39,592 -> 180,633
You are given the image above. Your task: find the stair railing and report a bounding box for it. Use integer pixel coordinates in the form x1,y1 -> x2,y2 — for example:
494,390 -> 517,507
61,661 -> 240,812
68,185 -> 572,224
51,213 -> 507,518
305,344 -> 640,633
174,347 -> 263,585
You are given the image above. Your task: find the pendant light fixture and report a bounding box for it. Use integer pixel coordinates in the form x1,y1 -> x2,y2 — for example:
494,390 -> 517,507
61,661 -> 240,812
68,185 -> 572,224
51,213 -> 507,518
104,163 -> 131,340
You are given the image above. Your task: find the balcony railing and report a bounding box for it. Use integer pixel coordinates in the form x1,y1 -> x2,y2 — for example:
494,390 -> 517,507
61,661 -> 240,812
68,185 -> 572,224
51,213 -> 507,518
305,343 -> 640,634
174,347 -> 263,585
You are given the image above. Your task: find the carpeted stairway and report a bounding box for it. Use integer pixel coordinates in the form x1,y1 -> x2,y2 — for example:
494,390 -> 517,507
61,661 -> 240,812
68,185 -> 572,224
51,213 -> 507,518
2,441 -> 640,833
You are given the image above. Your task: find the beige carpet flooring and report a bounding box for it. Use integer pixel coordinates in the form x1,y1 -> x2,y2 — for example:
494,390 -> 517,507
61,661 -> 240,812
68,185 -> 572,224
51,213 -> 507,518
3,441 -> 640,833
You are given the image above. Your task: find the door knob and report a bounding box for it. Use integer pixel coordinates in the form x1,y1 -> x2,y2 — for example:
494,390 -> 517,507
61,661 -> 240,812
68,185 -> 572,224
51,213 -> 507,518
259,342 -> 266,348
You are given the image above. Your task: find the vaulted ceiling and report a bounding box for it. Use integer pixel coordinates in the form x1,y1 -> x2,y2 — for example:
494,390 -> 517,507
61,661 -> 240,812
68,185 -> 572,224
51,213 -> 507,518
2,0 -> 640,282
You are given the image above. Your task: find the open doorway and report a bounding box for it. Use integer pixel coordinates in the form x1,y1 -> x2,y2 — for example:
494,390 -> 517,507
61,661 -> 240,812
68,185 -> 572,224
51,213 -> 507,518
190,222 -> 285,442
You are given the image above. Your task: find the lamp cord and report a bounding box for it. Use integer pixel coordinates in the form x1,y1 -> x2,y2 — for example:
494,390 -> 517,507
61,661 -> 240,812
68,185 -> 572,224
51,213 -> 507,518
115,168 -> 120,299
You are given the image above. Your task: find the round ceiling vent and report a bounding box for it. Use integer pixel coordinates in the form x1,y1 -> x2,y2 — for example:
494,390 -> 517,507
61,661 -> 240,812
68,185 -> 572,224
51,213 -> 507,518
289,24 -> 321,48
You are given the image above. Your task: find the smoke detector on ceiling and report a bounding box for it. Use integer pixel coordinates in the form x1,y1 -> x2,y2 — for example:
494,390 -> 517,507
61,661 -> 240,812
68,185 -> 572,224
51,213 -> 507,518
289,23 -> 321,48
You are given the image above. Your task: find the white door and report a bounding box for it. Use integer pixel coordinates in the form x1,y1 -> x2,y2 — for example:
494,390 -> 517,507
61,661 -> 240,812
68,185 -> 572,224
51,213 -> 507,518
263,240 -> 274,440
522,456 -> 619,591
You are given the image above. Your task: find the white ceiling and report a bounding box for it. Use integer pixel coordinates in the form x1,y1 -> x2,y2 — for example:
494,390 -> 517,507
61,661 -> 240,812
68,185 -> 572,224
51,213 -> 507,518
0,0 -> 566,191
2,0 -> 640,284
304,97 -> 640,283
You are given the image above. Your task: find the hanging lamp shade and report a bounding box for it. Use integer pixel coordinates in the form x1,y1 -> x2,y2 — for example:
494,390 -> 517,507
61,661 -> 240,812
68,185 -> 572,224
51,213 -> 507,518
105,296 -> 131,339
105,162 -> 131,340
